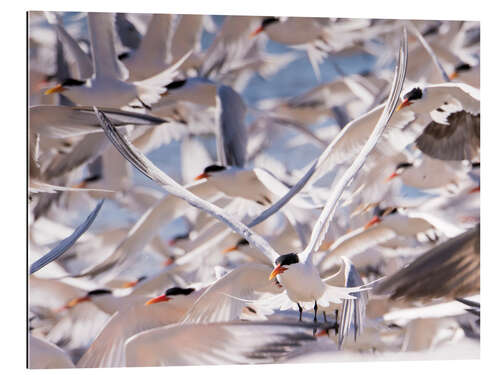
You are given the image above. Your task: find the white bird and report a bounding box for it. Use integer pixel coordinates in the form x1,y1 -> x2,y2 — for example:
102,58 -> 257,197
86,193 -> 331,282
43,13 -> 187,108
94,27 -> 406,323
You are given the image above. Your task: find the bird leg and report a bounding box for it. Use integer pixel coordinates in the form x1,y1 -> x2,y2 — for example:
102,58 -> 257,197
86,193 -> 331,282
297,303 -> 303,321
313,301 -> 318,335
333,309 -> 339,336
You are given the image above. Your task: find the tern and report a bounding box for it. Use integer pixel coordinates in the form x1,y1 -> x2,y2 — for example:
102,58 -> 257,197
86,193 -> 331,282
94,26 -> 407,323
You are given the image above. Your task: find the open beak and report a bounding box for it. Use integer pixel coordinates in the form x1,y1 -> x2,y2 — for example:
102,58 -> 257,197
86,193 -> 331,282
194,172 -> 209,181
44,84 -> 66,95
449,71 -> 458,80
145,295 -> 171,305
364,216 -> 381,229
163,257 -> 175,266
55,296 -> 91,312
385,172 -> 399,182
250,26 -> 265,37
222,245 -> 238,254
396,98 -> 410,112
269,264 -> 287,280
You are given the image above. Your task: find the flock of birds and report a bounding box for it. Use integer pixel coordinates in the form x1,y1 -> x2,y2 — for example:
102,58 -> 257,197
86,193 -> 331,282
28,12 -> 480,368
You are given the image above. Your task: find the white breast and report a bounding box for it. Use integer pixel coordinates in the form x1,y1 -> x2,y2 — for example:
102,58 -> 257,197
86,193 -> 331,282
278,262 -> 325,303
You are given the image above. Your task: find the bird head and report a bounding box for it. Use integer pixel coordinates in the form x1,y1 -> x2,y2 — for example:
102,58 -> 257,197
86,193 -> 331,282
450,62 -> 472,80
250,17 -> 280,37
269,252 -> 299,280
44,78 -> 86,95
396,87 -> 425,111
222,238 -> 249,254
145,286 -> 195,305
364,206 -> 398,229
386,161 -> 413,182
194,164 -> 227,180
56,289 -> 112,312
121,276 -> 147,289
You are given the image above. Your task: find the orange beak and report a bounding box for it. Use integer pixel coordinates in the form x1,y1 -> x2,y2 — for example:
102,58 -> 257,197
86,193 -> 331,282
44,84 -> 66,95
55,296 -> 91,312
163,257 -> 175,266
315,329 -> 329,337
269,264 -> 287,280
386,171 -> 399,182
71,181 -> 87,189
194,172 -> 209,181
222,245 -> 238,254
250,26 -> 265,37
145,295 -> 171,305
364,216 -> 381,229
468,186 -> 480,194
396,98 -> 411,112
449,71 -> 458,80
121,280 -> 138,288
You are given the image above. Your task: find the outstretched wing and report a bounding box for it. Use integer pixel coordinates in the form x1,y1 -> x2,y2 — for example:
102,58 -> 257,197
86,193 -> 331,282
302,27 -> 408,262
30,200 -> 104,274
182,263 -> 277,324
96,107 -> 280,264
125,320 -> 326,366
373,225 -> 480,301
416,110 -> 480,161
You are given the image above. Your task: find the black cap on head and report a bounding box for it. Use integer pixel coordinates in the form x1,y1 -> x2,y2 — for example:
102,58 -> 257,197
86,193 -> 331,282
87,289 -> 112,297
61,78 -> 86,87
236,238 -> 249,247
403,87 -> 423,102
165,287 -> 195,296
118,52 -> 130,61
396,162 -> 413,170
261,17 -> 280,28
203,164 -> 226,173
454,62 -> 472,72
275,253 -> 299,266
165,79 -> 187,90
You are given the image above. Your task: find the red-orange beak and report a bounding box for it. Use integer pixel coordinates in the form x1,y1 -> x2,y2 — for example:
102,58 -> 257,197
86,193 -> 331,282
194,172 -> 209,181
163,257 -> 175,267
269,264 -> 287,280
396,98 -> 411,112
315,329 -> 329,337
386,171 -> 399,182
44,84 -> 66,95
222,245 -> 238,254
55,296 -> 91,312
145,295 -> 171,305
364,216 -> 381,229
250,26 -> 265,37
449,71 -> 458,80
468,186 -> 480,194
